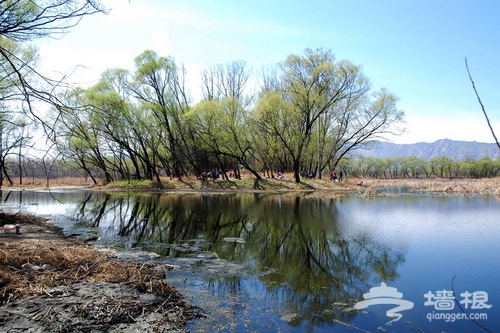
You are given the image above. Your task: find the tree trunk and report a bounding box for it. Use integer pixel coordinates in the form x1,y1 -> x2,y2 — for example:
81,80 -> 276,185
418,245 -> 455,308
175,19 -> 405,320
243,164 -> 262,180
293,158 -> 301,183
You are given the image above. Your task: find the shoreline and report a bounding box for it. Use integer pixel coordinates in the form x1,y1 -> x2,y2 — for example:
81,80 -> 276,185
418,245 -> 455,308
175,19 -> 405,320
3,176 -> 500,197
0,213 -> 201,332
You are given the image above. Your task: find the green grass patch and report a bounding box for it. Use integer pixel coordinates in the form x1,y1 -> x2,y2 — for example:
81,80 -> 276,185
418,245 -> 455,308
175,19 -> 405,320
105,179 -> 160,189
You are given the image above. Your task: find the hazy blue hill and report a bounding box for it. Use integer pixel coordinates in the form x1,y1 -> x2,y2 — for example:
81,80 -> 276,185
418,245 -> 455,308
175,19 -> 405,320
357,139 -> 500,160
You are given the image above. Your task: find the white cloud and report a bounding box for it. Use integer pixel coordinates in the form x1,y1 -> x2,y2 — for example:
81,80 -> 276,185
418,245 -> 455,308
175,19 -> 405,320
393,113 -> 500,144
38,41 -> 136,87
151,30 -> 174,57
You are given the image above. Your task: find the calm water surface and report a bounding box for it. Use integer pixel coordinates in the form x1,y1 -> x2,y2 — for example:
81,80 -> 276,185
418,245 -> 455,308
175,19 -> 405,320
1,189 -> 498,332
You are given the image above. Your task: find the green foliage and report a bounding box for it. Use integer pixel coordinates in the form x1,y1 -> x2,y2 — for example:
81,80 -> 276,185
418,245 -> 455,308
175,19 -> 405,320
43,46 -> 500,184
106,179 -> 159,189
26,48 -> 409,183
0,0 -> 106,186
347,155 -> 500,179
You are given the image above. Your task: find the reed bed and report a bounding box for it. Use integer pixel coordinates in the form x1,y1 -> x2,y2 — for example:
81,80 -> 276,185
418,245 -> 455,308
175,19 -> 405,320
0,240 -> 180,304
362,177 -> 500,196
0,240 -> 201,330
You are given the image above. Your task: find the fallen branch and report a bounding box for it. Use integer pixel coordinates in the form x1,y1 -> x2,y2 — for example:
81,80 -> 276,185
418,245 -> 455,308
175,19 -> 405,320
331,318 -> 371,333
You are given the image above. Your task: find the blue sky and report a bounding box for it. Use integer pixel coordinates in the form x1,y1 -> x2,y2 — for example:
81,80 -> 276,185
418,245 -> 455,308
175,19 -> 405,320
38,0 -> 500,144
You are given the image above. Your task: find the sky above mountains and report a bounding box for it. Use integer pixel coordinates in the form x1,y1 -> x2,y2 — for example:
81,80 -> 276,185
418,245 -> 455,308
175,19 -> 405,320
37,0 -> 500,144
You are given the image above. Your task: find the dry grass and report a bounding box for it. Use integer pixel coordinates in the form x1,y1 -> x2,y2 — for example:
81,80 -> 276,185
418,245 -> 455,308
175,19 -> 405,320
0,213 -> 183,307
357,177 -> 500,196
0,214 -> 202,331
4,175 -> 500,197
0,239 -> 181,305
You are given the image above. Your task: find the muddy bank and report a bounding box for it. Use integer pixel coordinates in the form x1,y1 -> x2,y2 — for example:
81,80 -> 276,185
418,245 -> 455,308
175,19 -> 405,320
1,282 -> 194,333
0,213 -> 202,332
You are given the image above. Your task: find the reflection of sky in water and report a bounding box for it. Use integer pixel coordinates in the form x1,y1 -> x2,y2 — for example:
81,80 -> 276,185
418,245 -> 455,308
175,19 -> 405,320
337,196 -> 499,246
336,196 -> 499,332
1,190 -> 87,227
338,197 -> 500,265
26,203 -> 77,216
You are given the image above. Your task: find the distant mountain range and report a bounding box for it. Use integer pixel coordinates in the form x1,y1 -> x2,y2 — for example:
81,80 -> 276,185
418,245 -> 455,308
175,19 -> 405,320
356,139 -> 500,160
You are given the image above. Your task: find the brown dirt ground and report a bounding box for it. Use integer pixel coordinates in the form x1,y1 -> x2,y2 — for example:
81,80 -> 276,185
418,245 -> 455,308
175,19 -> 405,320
5,174 -> 500,197
113,174 -> 500,198
0,213 -> 202,332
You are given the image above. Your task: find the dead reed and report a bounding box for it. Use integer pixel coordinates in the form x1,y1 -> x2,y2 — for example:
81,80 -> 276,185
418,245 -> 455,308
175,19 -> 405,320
0,239 -> 178,305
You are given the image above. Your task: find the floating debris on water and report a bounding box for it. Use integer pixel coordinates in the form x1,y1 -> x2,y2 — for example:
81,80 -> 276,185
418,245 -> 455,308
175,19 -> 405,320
280,313 -> 298,323
222,237 -> 246,244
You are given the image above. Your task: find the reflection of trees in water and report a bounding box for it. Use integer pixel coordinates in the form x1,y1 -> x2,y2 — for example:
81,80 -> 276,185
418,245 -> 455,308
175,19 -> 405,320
72,193 -> 243,254
238,196 -> 406,329
73,192 -> 210,253
73,192 -> 113,228
72,192 -> 406,329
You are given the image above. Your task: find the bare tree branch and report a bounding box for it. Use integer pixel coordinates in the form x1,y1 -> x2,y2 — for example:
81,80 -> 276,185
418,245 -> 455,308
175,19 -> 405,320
0,0 -> 107,41
0,0 -> 108,138
465,57 -> 500,149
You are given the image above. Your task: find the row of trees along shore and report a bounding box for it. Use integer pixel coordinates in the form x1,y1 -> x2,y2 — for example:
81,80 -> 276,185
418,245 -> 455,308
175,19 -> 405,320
2,154 -> 499,187
4,46 -> 407,186
343,155 -> 500,179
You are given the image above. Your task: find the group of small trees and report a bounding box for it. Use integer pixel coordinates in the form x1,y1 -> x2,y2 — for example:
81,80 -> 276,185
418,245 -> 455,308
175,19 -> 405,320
4,153 -> 499,185
46,48 -> 404,184
2,4 -> 406,186
340,155 -> 500,179
0,2 -> 406,186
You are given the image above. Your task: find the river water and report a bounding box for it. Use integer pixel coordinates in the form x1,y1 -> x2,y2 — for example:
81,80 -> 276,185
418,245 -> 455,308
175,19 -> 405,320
1,189 -> 498,332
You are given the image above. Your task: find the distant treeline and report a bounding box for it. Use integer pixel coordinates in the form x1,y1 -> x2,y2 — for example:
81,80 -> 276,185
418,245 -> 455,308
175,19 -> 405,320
338,155 -> 500,179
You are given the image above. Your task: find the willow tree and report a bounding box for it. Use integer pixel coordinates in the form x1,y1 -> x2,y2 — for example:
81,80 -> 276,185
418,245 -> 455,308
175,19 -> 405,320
201,60 -> 250,102
83,69 -> 164,183
186,98 -> 261,179
0,0 -> 106,186
54,88 -> 114,183
255,48 -> 405,183
323,87 -> 405,175
0,38 -> 37,187
128,50 -> 191,180
255,48 -> 374,182
197,60 -> 254,179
